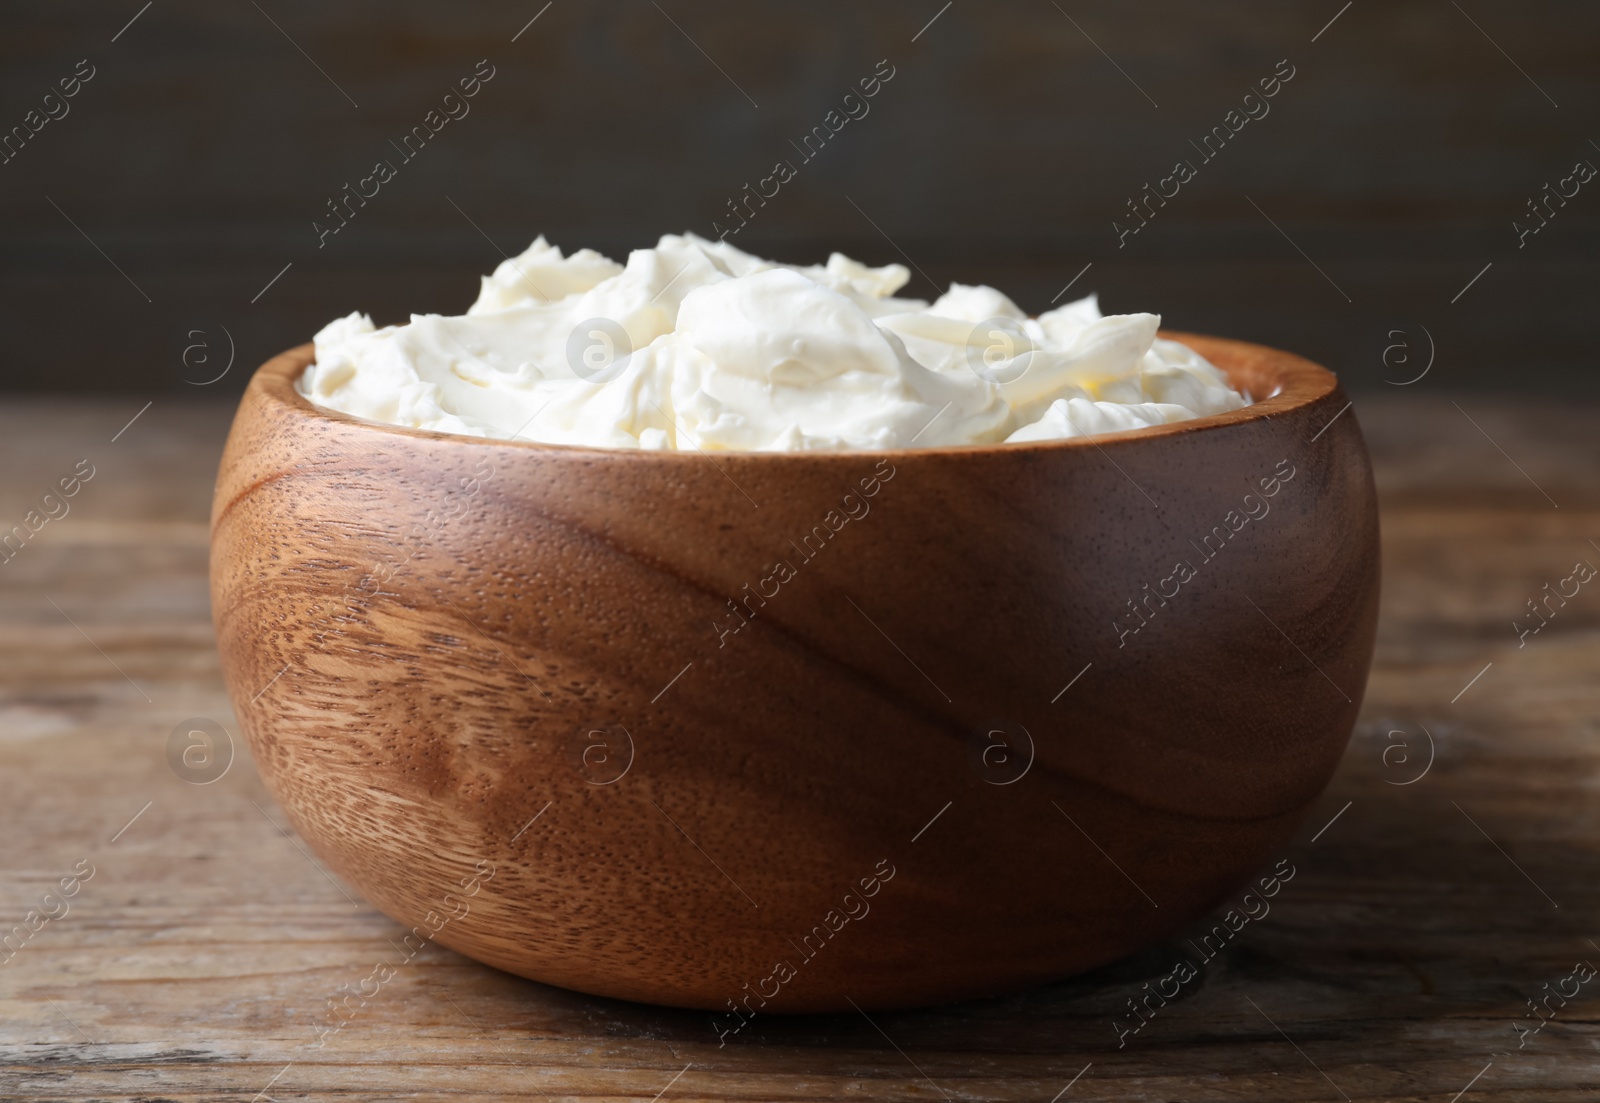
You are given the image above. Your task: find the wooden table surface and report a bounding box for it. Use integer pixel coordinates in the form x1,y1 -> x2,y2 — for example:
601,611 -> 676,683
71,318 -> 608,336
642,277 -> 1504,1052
2,393 -> 1598,1102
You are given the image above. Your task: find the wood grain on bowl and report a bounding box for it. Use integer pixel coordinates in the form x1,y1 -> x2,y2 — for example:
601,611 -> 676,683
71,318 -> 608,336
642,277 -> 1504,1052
208,335 -> 1378,1012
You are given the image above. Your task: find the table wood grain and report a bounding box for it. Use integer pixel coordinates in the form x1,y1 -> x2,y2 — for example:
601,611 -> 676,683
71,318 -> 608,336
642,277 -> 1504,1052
3,393 -> 1598,1102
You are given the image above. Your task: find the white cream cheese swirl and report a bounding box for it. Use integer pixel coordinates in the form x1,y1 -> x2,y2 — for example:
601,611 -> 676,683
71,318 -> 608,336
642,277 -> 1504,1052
301,233 -> 1248,450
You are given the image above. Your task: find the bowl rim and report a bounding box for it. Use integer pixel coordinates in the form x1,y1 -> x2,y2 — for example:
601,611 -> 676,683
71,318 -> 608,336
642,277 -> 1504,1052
251,332 -> 1341,460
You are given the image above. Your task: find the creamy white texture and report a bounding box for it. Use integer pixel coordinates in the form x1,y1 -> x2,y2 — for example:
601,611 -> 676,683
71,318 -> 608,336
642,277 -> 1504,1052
301,233 -> 1248,451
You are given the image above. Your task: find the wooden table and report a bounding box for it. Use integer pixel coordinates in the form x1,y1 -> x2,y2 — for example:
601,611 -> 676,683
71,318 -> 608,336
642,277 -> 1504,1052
2,393 -> 1597,1101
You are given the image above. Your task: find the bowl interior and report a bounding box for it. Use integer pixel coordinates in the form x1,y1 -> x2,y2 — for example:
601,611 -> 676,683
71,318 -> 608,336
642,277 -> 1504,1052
255,330 -> 1338,457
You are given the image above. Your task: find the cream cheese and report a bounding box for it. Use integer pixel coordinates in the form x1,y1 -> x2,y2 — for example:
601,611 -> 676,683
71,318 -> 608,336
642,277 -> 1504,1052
300,233 -> 1248,450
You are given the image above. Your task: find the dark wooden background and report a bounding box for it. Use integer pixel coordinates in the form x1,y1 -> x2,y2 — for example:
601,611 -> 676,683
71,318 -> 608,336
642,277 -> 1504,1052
2,0 -> 1597,396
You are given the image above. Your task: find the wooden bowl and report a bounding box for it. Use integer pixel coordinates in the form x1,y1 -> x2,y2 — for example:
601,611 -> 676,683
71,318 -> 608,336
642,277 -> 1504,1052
210,334 -> 1377,1013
